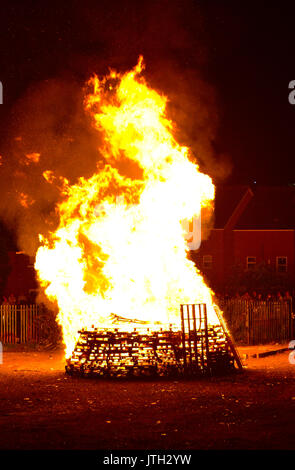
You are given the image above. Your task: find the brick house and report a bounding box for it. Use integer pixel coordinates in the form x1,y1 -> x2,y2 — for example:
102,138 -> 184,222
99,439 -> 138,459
190,185 -> 295,292
3,251 -> 38,303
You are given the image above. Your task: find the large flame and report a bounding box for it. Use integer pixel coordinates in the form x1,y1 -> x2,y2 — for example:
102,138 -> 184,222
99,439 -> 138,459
35,57 -> 218,357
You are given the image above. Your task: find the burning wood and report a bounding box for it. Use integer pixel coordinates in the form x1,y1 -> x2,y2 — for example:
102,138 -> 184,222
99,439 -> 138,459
66,304 -> 242,377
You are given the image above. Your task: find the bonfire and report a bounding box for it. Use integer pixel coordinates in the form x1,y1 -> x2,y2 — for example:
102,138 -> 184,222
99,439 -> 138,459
34,57 -> 241,376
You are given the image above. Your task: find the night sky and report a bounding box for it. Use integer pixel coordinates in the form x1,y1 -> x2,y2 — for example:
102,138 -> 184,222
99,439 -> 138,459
1,0 -> 295,185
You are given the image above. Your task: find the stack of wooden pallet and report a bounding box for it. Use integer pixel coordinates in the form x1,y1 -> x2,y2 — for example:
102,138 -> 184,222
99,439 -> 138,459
207,324 -> 236,373
66,328 -> 182,377
65,322 -> 238,377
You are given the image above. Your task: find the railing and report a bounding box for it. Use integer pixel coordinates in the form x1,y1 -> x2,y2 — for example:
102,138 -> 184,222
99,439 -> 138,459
0,304 -> 40,343
219,298 -> 294,345
1,300 -> 294,346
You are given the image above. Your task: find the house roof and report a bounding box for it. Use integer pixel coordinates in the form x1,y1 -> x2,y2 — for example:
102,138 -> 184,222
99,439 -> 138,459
234,186 -> 295,230
213,185 -> 250,228
213,185 -> 295,230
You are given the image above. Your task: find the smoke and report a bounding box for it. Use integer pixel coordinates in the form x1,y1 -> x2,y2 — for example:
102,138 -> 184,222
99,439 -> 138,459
0,78 -> 104,255
0,0 -> 231,257
147,58 -> 232,182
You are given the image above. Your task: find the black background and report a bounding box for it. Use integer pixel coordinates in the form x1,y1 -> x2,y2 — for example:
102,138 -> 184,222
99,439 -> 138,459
1,0 -> 295,185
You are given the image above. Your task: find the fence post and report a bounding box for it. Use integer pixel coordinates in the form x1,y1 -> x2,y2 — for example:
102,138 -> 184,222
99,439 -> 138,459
16,305 -> 21,343
290,298 -> 294,340
246,301 -> 251,345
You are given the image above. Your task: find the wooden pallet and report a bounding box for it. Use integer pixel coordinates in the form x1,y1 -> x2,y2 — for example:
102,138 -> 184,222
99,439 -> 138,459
65,305 -> 242,377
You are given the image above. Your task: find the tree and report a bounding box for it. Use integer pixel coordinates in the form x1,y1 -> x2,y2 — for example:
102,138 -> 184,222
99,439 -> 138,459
224,261 -> 293,295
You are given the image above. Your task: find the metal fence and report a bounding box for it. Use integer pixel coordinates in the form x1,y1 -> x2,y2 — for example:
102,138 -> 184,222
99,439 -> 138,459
0,305 -> 40,343
219,298 -> 294,344
1,300 -> 294,346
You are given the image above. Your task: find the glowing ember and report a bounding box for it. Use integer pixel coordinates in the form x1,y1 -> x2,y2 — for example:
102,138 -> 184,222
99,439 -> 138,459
25,152 -> 40,164
19,192 -> 35,208
35,57 -> 218,357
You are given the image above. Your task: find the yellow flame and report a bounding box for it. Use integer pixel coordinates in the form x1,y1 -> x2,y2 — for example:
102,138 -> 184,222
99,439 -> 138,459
35,57 -> 218,357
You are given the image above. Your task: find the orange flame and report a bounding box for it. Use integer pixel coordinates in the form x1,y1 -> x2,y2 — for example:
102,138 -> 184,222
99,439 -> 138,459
19,192 -> 35,208
35,57 -> 218,357
25,152 -> 40,164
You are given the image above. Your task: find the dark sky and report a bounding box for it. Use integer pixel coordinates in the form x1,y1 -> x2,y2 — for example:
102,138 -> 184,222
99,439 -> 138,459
1,0 -> 295,185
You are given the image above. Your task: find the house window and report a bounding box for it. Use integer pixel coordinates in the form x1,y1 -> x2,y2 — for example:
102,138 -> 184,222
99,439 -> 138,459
203,255 -> 213,269
246,256 -> 256,270
276,256 -> 288,273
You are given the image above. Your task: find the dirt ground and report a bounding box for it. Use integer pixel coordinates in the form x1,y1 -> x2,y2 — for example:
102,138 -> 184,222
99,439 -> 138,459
0,346 -> 295,450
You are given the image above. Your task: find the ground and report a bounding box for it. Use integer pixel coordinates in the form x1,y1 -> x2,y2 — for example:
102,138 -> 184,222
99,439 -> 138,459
0,345 -> 295,450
